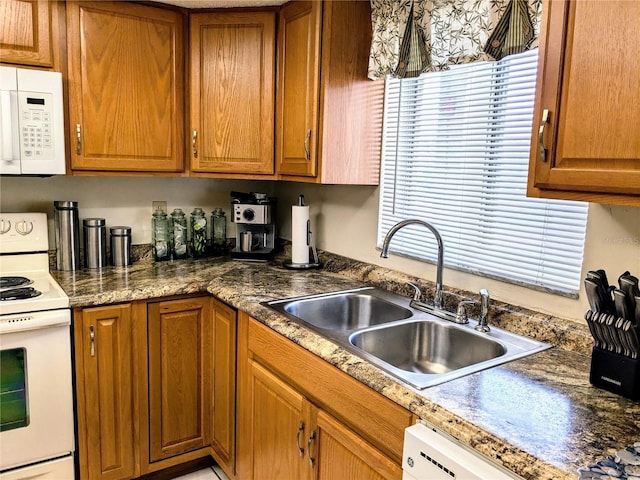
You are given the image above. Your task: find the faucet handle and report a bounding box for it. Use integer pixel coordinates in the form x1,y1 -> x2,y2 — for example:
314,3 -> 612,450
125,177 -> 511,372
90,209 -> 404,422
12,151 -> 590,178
407,282 -> 422,301
455,300 -> 475,324
475,289 -> 491,332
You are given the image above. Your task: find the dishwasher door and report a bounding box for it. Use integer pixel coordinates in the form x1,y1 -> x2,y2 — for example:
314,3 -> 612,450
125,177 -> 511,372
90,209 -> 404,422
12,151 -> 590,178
402,423 -> 522,480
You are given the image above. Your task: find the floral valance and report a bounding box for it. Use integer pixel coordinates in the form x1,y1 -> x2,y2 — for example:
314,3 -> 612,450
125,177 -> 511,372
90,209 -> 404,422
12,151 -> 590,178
368,0 -> 542,80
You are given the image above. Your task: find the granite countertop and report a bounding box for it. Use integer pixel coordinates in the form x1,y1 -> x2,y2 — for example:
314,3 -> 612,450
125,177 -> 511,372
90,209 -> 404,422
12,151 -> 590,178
53,250 -> 640,480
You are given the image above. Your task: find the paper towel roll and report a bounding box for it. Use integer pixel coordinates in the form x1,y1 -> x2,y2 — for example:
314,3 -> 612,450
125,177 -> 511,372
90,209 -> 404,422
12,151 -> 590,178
291,205 -> 310,264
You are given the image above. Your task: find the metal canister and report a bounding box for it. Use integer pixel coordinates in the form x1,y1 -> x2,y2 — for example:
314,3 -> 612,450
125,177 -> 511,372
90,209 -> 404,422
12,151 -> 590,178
110,226 -> 132,266
54,200 -> 80,271
83,218 -> 107,269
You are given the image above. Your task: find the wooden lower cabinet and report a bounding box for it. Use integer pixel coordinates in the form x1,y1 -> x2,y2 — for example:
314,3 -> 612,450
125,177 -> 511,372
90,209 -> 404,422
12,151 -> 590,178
210,298 -> 237,473
244,360 -> 309,479
75,298 -> 407,480
74,304 -> 135,480
74,295 -> 237,480
312,409 -> 402,480
237,313 -> 411,480
147,297 -> 213,462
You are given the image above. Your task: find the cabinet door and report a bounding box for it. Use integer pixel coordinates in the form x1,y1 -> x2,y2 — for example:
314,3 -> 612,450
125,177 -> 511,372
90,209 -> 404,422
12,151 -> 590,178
147,297 -> 212,462
243,359 -> 311,480
66,1 -> 184,173
190,12 -> 275,175
311,410 -> 402,480
76,304 -> 135,480
0,0 -> 52,67
530,0 -> 640,201
210,297 -> 237,474
276,1 -> 322,177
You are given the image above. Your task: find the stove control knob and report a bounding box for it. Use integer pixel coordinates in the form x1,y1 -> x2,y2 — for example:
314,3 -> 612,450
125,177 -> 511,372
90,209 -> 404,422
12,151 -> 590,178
0,219 -> 11,234
15,220 -> 34,235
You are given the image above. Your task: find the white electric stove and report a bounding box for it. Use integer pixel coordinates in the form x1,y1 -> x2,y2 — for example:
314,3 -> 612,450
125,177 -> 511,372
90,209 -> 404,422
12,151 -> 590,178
0,212 -> 74,479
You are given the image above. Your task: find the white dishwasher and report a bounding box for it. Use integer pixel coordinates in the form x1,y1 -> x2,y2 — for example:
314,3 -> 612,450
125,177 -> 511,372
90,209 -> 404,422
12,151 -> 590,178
402,423 -> 522,480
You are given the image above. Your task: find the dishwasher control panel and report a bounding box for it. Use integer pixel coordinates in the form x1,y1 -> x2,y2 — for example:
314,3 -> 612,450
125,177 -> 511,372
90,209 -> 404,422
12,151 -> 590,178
402,423 -> 522,480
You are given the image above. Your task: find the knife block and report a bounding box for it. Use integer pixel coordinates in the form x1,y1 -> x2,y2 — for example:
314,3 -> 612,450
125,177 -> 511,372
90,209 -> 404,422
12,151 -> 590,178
590,347 -> 640,400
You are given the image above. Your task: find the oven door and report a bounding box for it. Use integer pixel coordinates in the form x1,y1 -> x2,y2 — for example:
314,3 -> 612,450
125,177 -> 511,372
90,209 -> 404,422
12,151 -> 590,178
0,309 -> 74,471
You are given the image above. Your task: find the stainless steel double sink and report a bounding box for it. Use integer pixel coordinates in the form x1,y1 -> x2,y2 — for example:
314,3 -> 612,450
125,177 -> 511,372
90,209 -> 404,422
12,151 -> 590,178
263,287 -> 550,389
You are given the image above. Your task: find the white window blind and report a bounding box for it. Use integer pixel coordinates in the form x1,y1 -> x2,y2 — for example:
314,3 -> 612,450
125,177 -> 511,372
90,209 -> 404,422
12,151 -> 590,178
378,49 -> 588,296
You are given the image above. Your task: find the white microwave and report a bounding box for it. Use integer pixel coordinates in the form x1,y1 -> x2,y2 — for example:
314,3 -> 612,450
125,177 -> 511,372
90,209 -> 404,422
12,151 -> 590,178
0,66 -> 66,175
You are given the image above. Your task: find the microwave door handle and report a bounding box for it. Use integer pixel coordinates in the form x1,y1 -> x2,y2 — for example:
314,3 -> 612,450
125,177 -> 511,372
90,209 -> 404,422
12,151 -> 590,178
1,90 -> 19,163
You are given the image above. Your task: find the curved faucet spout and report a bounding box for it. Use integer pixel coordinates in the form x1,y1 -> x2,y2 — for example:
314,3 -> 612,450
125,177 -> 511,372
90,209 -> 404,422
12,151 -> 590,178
380,219 -> 444,309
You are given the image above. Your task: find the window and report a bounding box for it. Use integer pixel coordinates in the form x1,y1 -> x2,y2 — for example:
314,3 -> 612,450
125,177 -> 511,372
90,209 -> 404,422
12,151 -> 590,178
378,50 -> 588,296
0,348 -> 29,432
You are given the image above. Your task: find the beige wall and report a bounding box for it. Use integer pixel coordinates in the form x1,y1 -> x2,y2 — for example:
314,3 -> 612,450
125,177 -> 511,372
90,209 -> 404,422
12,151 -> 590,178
1,176 -> 638,324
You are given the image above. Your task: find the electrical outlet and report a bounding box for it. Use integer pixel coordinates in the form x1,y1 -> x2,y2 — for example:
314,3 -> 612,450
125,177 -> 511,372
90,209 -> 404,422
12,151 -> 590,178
152,201 -> 167,214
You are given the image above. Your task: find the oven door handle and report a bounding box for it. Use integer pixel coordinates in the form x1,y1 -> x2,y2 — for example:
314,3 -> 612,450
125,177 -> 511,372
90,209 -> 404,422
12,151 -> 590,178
0,311 -> 70,335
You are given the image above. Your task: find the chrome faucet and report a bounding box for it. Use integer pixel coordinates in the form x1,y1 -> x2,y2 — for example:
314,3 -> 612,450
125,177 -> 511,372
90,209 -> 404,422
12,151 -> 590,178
475,288 -> 491,332
380,219 -> 444,310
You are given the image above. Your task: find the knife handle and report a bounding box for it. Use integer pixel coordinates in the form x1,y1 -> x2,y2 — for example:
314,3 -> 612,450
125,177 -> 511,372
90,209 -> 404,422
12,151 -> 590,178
625,323 -> 640,359
614,289 -> 631,322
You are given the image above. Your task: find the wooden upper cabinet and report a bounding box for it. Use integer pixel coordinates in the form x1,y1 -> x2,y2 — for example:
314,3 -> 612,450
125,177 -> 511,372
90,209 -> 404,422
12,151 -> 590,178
276,0 -> 384,185
66,1 -> 185,173
0,0 -> 52,67
528,0 -> 640,206
189,12 -> 275,176
276,1 -> 322,178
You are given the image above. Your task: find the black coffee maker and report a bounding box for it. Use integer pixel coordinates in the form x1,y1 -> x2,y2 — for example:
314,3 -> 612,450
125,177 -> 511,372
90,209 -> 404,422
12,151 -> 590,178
230,192 -> 277,261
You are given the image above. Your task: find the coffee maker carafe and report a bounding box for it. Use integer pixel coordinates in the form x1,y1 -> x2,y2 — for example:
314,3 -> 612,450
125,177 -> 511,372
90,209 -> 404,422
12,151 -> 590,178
230,192 -> 277,261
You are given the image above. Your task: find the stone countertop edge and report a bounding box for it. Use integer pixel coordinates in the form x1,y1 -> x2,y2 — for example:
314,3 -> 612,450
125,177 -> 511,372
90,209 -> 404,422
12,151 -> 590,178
52,249 -> 640,480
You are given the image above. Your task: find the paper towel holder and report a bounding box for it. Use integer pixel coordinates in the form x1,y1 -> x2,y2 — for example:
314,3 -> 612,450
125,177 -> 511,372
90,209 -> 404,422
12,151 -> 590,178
284,195 -> 322,270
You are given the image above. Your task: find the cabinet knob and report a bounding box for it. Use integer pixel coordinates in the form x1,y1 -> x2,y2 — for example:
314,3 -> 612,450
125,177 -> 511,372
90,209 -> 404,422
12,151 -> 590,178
538,109 -> 550,163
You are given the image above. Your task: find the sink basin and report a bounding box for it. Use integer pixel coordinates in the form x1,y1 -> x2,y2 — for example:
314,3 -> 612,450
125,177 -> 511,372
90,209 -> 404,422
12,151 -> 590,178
349,318 -> 550,388
349,320 -> 506,374
263,288 -> 550,389
266,288 -> 413,331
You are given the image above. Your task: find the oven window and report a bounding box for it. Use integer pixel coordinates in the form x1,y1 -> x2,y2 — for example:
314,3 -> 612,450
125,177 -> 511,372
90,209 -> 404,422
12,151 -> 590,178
0,348 -> 29,431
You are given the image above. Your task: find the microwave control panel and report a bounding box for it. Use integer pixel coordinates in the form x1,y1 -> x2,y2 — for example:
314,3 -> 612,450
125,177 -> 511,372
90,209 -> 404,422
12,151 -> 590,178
19,92 -> 55,161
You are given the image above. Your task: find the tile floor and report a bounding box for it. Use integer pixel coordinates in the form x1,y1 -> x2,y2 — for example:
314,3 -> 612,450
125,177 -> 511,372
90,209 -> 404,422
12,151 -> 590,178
171,465 -> 229,480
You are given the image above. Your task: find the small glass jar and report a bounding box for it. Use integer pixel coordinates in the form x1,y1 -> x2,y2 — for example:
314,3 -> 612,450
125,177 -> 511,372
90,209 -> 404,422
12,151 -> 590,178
152,209 -> 170,261
170,208 -> 188,259
211,208 -> 227,256
190,208 -> 207,258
